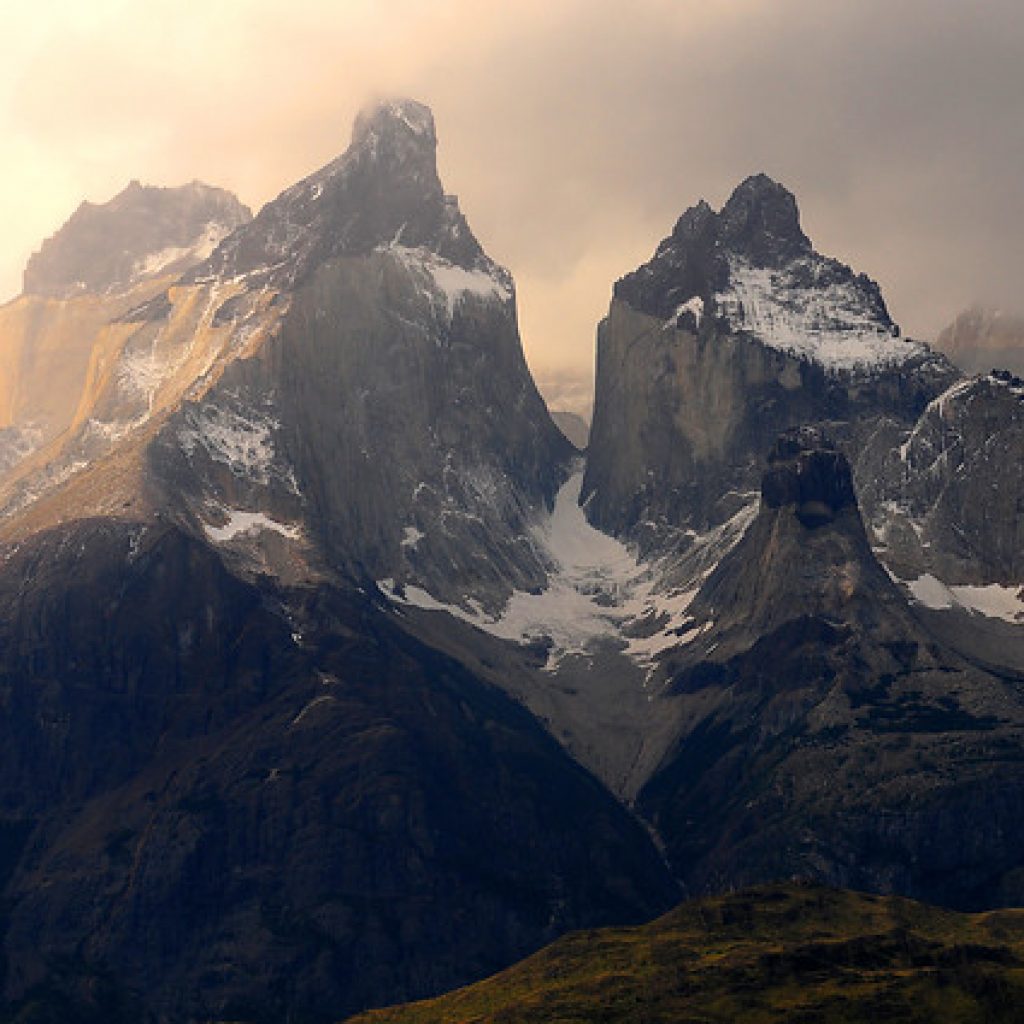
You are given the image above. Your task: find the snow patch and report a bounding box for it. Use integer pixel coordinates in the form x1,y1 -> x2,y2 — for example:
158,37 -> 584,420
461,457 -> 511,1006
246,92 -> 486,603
903,573 -> 1024,622
715,255 -> 923,371
179,405 -> 289,487
665,296 -> 704,331
204,510 -> 302,544
401,526 -> 425,549
380,470 -> 738,671
133,220 -> 231,280
385,245 -> 511,320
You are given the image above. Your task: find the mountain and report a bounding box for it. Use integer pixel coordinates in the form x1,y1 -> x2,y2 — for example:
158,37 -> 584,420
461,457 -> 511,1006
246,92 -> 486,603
347,883 -> 1024,1024
4,111 -> 1024,1024
583,174 -> 956,551
935,305 -> 1024,376
0,99 -> 572,613
23,180 -> 251,299
0,100 -> 674,1024
637,427 -> 1024,909
0,182 -> 251,480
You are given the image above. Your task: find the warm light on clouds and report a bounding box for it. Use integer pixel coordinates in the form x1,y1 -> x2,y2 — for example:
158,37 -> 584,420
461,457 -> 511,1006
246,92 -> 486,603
4,0 -> 1024,376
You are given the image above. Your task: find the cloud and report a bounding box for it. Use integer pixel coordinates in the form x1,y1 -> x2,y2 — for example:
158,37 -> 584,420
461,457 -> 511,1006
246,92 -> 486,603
3,0 -> 1024,375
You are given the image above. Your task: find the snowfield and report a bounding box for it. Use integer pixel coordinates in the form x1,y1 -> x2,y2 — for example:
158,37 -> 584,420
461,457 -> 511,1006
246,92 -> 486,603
380,469 -> 742,671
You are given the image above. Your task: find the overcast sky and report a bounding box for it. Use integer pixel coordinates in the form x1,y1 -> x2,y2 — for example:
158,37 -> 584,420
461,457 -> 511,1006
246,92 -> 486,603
4,0 -> 1023,376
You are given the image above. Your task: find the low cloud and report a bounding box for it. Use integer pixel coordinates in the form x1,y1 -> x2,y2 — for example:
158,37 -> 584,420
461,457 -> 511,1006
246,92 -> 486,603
4,0 -> 1023,374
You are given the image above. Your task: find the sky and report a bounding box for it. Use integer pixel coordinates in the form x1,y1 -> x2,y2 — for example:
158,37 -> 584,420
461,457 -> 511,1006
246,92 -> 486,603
3,0 -> 1024,380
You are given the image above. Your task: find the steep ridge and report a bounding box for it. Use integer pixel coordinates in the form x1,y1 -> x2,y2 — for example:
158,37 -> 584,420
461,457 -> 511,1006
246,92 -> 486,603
0,101 -> 673,1024
637,428 -> 1024,909
1,99 -> 571,611
581,173 -> 1023,663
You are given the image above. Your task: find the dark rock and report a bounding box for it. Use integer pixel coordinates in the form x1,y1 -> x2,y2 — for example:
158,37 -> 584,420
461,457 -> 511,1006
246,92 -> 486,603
0,521 -> 676,1024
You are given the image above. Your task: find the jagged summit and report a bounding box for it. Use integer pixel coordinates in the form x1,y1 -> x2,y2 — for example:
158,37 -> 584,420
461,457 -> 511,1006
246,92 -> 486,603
614,173 -> 912,372
22,180 -> 251,298
193,96 -> 489,289
717,173 -> 811,265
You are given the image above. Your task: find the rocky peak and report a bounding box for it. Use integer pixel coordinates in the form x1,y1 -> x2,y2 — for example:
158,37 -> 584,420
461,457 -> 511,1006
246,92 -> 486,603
761,426 -> 857,528
194,97 -> 486,288
22,181 -> 251,298
613,173 -> 909,372
717,173 -> 811,266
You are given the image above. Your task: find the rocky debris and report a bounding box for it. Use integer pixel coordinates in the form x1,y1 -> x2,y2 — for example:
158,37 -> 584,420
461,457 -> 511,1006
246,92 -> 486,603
22,180 -> 251,298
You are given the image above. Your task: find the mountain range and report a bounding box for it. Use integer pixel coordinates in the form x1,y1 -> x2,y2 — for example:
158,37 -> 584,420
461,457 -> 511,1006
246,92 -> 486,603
0,98 -> 1021,1023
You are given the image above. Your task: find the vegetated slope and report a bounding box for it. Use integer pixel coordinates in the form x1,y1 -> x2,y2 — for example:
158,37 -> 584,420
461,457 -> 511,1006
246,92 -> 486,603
347,883 -> 1024,1024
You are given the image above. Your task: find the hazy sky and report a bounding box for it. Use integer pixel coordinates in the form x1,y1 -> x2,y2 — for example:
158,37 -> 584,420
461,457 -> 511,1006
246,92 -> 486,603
4,0 -> 1024,376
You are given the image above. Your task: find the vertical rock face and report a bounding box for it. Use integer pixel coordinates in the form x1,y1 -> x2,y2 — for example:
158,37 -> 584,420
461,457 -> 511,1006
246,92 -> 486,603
583,174 -> 956,545
151,98 -> 572,609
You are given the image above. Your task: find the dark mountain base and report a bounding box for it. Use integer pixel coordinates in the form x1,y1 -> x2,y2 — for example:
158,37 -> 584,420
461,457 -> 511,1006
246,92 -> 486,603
0,521 -> 676,1024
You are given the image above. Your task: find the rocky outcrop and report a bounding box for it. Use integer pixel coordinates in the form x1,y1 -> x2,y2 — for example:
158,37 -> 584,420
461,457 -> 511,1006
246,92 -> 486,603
583,174 -> 956,548
864,370 -> 1024,585
638,428 -> 1024,909
23,181 -> 251,298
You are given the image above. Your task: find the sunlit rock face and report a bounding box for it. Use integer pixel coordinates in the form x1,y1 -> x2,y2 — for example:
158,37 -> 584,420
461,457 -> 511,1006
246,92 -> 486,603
0,182 -> 252,486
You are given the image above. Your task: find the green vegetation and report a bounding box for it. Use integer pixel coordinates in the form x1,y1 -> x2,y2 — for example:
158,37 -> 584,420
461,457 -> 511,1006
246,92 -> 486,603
346,884 -> 1024,1023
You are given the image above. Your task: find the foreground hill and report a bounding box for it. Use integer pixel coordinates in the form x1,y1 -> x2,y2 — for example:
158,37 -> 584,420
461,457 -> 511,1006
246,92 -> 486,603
349,883 -> 1024,1024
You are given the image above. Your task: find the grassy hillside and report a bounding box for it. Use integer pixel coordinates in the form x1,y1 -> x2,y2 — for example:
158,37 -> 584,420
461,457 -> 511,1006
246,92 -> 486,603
346,883 -> 1024,1023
